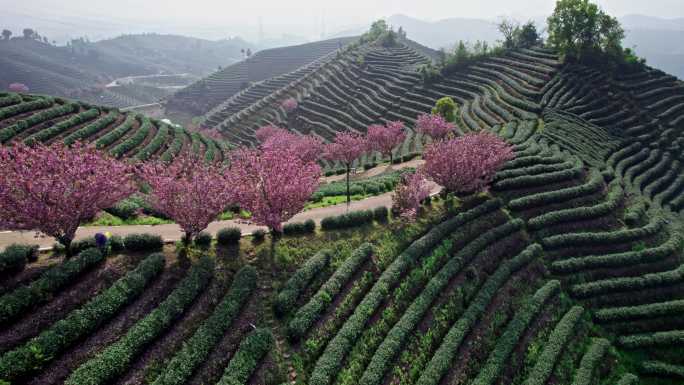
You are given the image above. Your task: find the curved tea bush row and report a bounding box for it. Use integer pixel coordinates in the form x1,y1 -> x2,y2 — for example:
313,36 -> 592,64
215,328 -> 274,385
624,198 -> 648,227
618,330 -> 684,349
0,248 -> 104,323
309,199 -> 501,385
110,117 -> 152,158
135,122 -> 170,161
522,306 -> 584,385
640,361 -> 684,379
288,243 -> 372,340
25,108 -> 100,145
160,126 -> 186,162
493,158 -> 583,191
96,114 -> 137,148
65,256 -> 214,385
64,111 -> 119,145
0,97 -> 54,121
0,253 -> 165,382
571,263 -> 684,299
528,180 -> 623,231
616,373 -> 640,385
0,244 -> 38,274
594,298 -> 684,323
571,338 -> 610,385
275,249 -> 332,316
152,265 -> 257,385
500,154 -> 565,171
552,232 -> 682,274
415,243 -> 543,385
358,219 -> 525,385
0,93 -> 22,108
472,280 -> 561,385
509,169 -> 603,211
0,101 -> 74,143
543,216 -> 664,249
494,161 -> 574,182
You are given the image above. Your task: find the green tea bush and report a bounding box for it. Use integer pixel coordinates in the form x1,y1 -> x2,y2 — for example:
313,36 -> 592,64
0,248 -> 104,323
216,328 -> 274,385
0,253 -> 165,381
217,227 -> 242,245
275,249 -> 332,317
123,233 -> 164,252
65,256 -> 214,385
0,244 -> 38,274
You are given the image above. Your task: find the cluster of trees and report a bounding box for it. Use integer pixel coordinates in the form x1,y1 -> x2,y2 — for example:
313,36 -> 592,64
1,28 -> 51,44
497,19 -> 541,49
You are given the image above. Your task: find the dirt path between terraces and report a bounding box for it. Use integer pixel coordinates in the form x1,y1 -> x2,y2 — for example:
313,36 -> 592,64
0,175 -> 439,250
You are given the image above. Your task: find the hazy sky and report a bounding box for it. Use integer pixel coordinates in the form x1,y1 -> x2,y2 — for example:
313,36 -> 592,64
2,0 -> 683,42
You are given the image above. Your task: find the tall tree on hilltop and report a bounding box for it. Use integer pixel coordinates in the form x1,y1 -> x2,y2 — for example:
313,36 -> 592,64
323,132 -> 367,206
0,143 -> 135,257
2,30 -> 11,40
138,153 -> 234,246
547,0 -> 624,60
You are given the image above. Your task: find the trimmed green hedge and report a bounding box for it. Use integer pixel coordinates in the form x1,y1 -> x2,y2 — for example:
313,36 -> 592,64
523,306 -> 584,385
543,216 -> 664,249
495,161 -> 574,182
528,179 -> 623,231
288,243 -> 373,341
624,198 -> 648,227
160,126 -> 186,162
509,169 -> 603,211
571,338 -> 610,385
358,220 -> 525,385
64,111 -> 119,145
415,243 -> 542,385
618,330 -> 684,349
572,263 -> 684,299
500,154 -> 565,171
321,209 -> 375,230
65,256 -> 214,385
217,227 -> 242,245
0,97 -> 55,127
283,219 -> 316,236
275,249 -> 332,316
151,265 -> 256,385
552,232 -> 682,274
309,199 -> 502,385
0,244 -> 38,274
0,253 -> 164,381
0,248 -> 104,323
24,108 -> 100,145
123,233 -> 164,252
215,328 -> 274,385
471,280 -> 561,385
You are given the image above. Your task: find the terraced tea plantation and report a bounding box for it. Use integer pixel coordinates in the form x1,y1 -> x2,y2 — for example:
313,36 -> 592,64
2,27 -> 684,385
0,92 -> 229,162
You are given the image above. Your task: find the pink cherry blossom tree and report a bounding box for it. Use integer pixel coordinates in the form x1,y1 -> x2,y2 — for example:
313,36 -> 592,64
229,146 -> 321,234
366,121 -> 406,164
323,131 -> 367,205
255,125 -> 286,143
415,113 -> 456,141
261,129 -> 323,164
392,171 -> 431,220
8,83 -> 29,93
281,97 -> 298,113
138,154 -> 234,245
422,131 -> 514,194
0,142 -> 135,257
